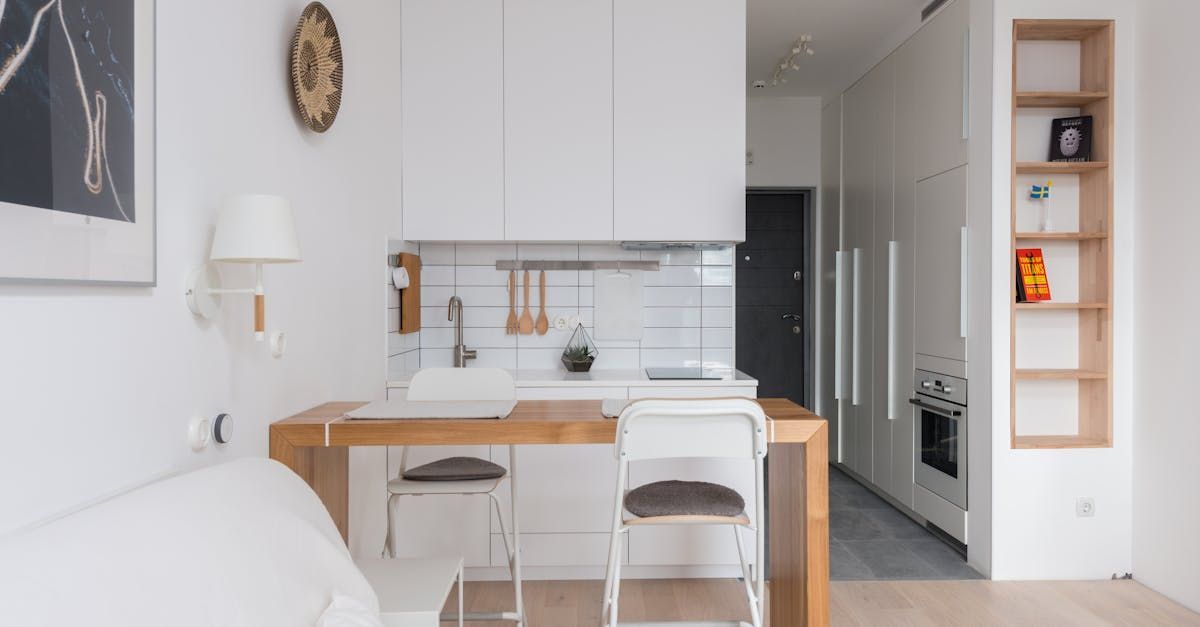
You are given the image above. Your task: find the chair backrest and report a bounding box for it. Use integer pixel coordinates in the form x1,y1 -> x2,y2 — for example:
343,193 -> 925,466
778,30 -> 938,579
406,368 -> 516,401
615,398 -> 767,462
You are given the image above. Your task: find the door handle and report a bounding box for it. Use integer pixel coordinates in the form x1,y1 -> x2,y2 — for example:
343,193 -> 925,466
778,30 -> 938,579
834,251 -> 845,402
887,241 -> 898,420
781,313 -> 801,322
909,398 -> 962,417
852,248 -> 863,406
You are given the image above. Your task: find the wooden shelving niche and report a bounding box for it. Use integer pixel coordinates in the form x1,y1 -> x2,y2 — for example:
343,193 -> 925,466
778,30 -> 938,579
1010,20 -> 1115,450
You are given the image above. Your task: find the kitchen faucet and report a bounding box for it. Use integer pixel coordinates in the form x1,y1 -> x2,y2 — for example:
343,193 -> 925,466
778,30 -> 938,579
448,296 -> 477,367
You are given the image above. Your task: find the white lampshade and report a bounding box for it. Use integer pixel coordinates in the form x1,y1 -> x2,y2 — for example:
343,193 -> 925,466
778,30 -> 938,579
210,194 -> 302,263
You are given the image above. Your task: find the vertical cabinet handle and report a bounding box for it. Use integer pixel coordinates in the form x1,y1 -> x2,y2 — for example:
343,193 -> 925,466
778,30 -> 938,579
834,251 -> 845,401
960,226 -> 969,339
852,248 -> 863,406
887,241 -> 898,420
961,30 -> 970,140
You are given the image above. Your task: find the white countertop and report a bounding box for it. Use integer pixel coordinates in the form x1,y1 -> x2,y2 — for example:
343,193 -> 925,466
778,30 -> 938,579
386,369 -> 758,388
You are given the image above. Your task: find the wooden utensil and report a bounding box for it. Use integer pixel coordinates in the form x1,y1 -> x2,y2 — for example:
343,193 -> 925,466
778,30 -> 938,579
535,270 -> 549,335
518,270 -> 535,335
506,271 -> 518,335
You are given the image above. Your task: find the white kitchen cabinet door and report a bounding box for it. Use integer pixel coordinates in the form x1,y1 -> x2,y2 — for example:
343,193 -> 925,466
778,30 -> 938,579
504,0 -> 614,240
914,165 -> 968,364
868,57 -> 896,498
840,71 -> 876,480
908,0 -> 969,181
613,0 -> 746,242
401,0 -> 504,240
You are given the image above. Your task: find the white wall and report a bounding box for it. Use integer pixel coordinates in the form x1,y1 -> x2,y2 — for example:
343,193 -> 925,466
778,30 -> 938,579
746,96 -> 821,188
0,0 -> 400,533
1131,0 -> 1200,613
988,0 -> 1135,580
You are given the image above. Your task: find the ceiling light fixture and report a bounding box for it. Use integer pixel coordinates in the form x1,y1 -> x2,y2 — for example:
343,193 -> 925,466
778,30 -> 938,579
755,35 -> 815,88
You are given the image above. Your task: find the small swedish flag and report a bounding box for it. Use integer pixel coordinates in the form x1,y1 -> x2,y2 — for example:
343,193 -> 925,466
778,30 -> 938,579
1030,181 -> 1053,200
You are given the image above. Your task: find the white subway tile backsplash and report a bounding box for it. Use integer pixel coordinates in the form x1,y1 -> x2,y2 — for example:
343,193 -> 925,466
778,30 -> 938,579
388,243 -> 735,373
418,243 -> 455,265
644,266 -> 701,287
702,248 -> 734,265
422,265 -> 456,286
701,266 -> 733,287
701,327 -> 734,348
645,287 -> 702,307
643,307 -> 701,328
642,327 -> 701,348
702,307 -> 734,328
641,348 -> 702,368
456,243 -> 517,265
701,286 -> 734,307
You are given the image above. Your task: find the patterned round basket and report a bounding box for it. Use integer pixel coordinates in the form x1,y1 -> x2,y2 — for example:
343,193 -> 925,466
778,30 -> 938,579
289,2 -> 343,133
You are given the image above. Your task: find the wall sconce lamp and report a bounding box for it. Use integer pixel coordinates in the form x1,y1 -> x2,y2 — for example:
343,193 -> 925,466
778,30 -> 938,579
186,194 -> 302,341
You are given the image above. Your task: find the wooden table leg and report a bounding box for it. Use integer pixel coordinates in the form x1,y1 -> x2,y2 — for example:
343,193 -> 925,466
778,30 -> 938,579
768,422 -> 829,626
269,426 -> 350,543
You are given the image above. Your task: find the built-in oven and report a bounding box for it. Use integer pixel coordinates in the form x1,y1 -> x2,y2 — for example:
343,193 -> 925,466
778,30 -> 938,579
911,369 -> 967,510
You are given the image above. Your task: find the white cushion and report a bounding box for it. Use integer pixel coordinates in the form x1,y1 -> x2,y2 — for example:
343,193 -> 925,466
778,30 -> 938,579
0,458 -> 379,627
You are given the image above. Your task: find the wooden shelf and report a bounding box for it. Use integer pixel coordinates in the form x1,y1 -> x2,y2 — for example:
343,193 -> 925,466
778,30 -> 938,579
1016,91 -> 1108,107
1015,231 -> 1108,241
1014,19 -> 1112,41
1015,369 -> 1108,381
1015,302 -> 1108,310
1014,434 -> 1112,449
1016,161 -> 1109,174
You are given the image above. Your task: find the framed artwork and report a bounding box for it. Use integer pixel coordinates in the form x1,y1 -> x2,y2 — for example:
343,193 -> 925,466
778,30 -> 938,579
0,0 -> 155,285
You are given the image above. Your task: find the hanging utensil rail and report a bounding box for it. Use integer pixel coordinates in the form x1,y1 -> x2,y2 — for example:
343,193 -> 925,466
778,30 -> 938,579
494,260 -> 660,271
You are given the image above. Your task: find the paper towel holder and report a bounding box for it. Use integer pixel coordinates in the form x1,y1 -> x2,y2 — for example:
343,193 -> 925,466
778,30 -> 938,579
392,253 -> 422,334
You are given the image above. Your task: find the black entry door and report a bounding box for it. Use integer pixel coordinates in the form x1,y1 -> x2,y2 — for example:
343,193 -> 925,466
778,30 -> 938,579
736,191 -> 810,406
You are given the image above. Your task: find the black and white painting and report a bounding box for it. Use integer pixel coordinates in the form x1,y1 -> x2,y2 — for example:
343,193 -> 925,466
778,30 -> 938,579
0,0 -> 153,284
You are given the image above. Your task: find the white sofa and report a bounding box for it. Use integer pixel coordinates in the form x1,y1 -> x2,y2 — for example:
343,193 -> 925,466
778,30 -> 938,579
0,459 -> 382,626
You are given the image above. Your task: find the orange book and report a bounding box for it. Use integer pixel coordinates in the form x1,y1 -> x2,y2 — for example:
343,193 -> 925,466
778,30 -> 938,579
1016,248 -> 1051,302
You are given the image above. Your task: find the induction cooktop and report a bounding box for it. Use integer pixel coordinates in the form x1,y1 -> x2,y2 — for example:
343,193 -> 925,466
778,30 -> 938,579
644,367 -> 723,381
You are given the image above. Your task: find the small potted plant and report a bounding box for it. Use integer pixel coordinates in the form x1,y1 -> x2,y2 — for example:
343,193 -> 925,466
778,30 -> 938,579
561,324 -> 598,372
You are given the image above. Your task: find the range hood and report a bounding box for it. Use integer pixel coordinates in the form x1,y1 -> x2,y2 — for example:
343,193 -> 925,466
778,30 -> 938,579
620,242 -> 730,252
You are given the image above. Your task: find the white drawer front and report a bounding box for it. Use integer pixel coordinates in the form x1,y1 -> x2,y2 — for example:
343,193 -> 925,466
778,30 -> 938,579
627,386 -> 757,399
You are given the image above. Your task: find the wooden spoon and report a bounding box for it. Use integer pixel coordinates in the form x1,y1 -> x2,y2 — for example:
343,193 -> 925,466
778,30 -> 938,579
535,270 -> 549,335
506,271 -> 518,335
518,270 -> 535,335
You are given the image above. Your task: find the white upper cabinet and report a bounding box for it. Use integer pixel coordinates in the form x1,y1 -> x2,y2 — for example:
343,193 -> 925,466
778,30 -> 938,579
504,0 -> 614,241
907,0 -> 970,181
401,0 -> 505,241
613,0 -> 746,243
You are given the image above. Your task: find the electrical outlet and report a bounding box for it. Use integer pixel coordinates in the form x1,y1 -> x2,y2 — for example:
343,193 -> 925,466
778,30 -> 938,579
1076,497 -> 1096,517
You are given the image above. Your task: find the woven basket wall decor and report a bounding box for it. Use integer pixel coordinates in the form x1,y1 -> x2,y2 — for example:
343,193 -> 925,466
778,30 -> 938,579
289,2 -> 343,133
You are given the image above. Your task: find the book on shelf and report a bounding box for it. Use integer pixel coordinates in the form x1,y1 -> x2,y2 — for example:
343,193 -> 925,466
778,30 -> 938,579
1049,116 -> 1094,162
1016,248 -> 1052,302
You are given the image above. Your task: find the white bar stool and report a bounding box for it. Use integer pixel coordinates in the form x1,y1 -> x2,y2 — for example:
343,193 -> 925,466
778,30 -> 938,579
602,398 -> 767,627
381,368 -> 524,626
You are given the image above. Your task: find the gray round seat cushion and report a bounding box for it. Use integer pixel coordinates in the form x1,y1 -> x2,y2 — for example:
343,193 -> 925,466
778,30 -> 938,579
402,456 -> 507,481
624,480 -> 746,518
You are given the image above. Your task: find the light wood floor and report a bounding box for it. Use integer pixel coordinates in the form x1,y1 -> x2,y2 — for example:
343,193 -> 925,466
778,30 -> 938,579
444,578 -> 1200,626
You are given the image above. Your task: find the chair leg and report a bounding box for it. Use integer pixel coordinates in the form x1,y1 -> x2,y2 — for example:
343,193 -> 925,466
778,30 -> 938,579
601,524 -> 621,622
734,525 -> 763,627
381,494 -> 398,558
508,445 -> 525,627
608,531 -> 625,627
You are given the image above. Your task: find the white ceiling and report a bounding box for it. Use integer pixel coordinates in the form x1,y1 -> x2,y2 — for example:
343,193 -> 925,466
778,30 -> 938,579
748,0 -> 929,100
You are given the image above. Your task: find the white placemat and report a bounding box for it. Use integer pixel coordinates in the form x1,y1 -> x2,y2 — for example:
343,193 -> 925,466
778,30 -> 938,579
345,399 -> 517,420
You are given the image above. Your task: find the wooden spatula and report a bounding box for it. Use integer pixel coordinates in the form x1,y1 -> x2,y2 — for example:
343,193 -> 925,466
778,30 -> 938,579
518,270 -> 535,335
506,271 -> 518,335
535,270 -> 549,335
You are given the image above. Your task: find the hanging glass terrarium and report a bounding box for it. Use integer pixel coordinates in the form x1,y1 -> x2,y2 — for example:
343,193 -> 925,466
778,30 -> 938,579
561,323 -> 598,372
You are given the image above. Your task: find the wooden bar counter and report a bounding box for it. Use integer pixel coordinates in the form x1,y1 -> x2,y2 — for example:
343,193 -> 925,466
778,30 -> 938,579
270,398 -> 828,626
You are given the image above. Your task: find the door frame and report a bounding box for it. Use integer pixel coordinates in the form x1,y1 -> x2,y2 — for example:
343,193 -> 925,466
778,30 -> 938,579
741,187 -> 816,408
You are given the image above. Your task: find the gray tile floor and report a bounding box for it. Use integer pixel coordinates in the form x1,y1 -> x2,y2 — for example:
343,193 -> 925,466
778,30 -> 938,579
830,466 -> 982,581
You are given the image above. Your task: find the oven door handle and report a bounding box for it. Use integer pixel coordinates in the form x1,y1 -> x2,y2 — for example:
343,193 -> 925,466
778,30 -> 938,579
909,398 -> 962,417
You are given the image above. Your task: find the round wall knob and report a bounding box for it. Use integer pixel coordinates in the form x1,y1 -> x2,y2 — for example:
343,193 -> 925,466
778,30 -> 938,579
213,413 -> 233,445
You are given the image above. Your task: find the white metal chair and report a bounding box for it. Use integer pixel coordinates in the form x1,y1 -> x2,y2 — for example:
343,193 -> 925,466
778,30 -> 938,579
602,398 -> 767,627
381,368 -> 524,626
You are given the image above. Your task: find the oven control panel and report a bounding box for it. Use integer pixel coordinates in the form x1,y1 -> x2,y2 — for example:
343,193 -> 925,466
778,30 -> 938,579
914,369 -> 967,407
